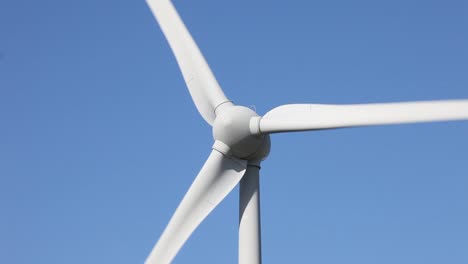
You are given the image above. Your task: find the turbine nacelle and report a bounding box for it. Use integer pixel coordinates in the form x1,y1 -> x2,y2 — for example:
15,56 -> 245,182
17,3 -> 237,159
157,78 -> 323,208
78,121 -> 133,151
213,105 -> 270,160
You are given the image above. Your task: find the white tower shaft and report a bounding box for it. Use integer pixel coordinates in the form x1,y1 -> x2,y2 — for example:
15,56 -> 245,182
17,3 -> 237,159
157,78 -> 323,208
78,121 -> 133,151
239,163 -> 262,264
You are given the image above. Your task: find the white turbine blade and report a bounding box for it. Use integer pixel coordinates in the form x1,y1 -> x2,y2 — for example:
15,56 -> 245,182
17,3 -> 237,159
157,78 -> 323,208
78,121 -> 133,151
255,100 -> 468,134
146,0 -> 231,125
145,147 -> 247,264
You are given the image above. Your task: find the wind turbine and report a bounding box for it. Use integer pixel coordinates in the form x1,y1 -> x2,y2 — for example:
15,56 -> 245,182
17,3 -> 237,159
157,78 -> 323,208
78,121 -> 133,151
144,0 -> 468,263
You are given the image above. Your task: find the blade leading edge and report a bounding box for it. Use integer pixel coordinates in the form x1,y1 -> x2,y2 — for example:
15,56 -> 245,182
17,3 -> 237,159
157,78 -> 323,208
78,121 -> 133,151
146,0 -> 231,125
256,100 -> 468,134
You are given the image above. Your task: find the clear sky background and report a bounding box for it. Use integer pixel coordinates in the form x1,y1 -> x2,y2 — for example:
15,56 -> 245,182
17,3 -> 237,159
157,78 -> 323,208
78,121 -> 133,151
1,0 -> 468,263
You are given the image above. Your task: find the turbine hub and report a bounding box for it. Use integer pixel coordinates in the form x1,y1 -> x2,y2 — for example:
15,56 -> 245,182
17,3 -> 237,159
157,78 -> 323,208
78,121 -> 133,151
213,105 -> 270,160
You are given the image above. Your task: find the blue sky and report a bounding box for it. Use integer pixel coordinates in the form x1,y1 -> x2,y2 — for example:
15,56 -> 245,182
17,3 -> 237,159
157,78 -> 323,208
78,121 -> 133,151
1,0 -> 467,263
